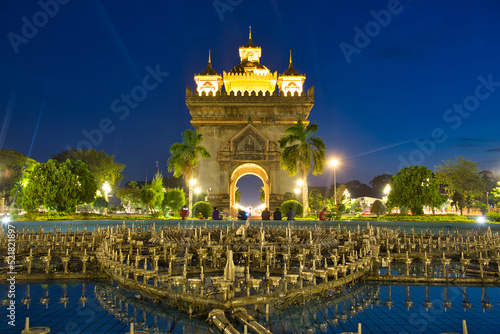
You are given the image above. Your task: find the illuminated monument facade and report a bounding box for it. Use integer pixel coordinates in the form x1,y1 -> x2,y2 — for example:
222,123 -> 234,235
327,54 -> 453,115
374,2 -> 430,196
186,30 -> 314,215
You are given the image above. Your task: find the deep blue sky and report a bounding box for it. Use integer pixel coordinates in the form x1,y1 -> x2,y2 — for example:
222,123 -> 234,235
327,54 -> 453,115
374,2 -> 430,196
1,0 -> 500,206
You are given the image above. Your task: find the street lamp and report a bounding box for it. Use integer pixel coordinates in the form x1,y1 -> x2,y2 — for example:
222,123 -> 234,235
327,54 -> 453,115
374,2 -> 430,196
343,189 -> 350,198
329,159 -> 339,205
102,181 -> 111,200
384,184 -> 391,196
189,179 -> 197,217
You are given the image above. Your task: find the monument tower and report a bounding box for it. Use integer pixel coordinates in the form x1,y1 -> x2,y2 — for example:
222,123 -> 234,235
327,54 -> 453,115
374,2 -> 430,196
185,29 -> 314,216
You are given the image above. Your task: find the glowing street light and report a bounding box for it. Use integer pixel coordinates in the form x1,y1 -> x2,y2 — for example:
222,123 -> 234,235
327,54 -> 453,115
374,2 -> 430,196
296,179 -> 305,206
384,184 -> 391,196
102,181 -> 111,200
2,215 -> 10,224
329,159 -> 339,205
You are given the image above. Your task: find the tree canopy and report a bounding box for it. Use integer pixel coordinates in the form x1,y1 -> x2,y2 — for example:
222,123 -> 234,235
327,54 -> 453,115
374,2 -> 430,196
21,159 -> 97,214
343,180 -> 372,198
434,156 -> 484,214
369,174 -> 393,198
162,188 -> 186,216
308,188 -> 324,211
116,181 -> 142,212
140,173 -> 164,214
387,165 -> 445,215
0,149 -> 38,204
278,118 -> 326,212
168,129 -> 211,182
52,148 -> 125,191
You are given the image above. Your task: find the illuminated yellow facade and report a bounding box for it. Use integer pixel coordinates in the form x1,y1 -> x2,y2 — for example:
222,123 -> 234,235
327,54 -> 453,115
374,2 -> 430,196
188,29 -> 314,215
277,51 -> 306,96
194,51 -> 223,96
194,28 -> 305,96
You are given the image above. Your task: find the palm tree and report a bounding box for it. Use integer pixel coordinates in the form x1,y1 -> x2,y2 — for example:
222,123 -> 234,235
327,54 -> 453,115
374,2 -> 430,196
259,187 -> 265,203
278,118 -> 326,213
168,129 -> 211,215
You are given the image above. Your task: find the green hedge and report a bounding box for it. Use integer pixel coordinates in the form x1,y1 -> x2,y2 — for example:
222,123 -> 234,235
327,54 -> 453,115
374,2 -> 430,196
486,212 -> 500,222
378,214 -> 473,222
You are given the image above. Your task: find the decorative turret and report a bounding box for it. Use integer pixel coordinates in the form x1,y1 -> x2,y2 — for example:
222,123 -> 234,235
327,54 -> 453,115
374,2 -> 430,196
223,27 -> 277,95
277,50 -> 306,96
194,50 -> 223,96
238,26 -> 261,62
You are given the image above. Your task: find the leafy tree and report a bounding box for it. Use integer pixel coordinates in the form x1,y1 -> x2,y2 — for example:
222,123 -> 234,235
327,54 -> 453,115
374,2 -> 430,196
162,188 -> 186,216
491,181 -> 500,205
67,160 -> 98,205
281,200 -> 303,217
52,148 -> 125,191
348,199 -> 361,213
93,196 -> 108,213
167,129 -> 211,182
259,187 -> 265,203
388,165 -> 445,215
20,160 -> 58,213
116,182 -> 142,212
140,173 -> 164,214
278,118 -> 326,213
434,156 -> 484,214
193,201 -> 211,219
163,176 -> 186,190
0,149 -> 38,204
235,189 -> 242,203
480,171 -> 499,207
309,189 -> 324,211
370,199 -> 387,217
20,159 -> 97,214
327,184 -> 348,206
369,174 -> 393,198
344,180 -> 372,198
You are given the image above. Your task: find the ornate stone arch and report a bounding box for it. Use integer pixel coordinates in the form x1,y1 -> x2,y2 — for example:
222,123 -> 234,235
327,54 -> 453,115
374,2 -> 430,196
229,163 -> 269,216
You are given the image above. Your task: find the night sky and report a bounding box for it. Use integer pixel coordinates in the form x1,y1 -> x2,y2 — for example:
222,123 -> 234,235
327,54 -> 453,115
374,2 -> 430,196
1,1 -> 500,206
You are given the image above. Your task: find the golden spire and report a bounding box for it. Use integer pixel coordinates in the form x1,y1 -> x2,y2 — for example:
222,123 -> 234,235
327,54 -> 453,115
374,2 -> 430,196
249,26 -> 252,43
289,50 -> 292,64
208,49 -> 211,65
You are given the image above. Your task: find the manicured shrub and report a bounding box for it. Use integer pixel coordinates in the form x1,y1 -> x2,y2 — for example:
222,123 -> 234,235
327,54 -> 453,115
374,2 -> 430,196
371,200 -> 387,217
193,201 -> 211,219
281,200 -> 303,217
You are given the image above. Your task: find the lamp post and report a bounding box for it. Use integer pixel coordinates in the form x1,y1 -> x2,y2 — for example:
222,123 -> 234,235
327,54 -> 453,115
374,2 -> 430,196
102,181 -> 111,214
329,159 -> 339,205
189,179 -> 197,217
102,181 -> 111,200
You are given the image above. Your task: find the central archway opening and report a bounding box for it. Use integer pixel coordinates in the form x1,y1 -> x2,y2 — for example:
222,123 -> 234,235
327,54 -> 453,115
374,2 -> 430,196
229,163 -> 270,217
236,175 -> 264,215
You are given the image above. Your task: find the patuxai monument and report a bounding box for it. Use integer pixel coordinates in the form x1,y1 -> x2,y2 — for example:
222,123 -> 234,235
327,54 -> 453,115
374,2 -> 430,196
186,29 -> 314,215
